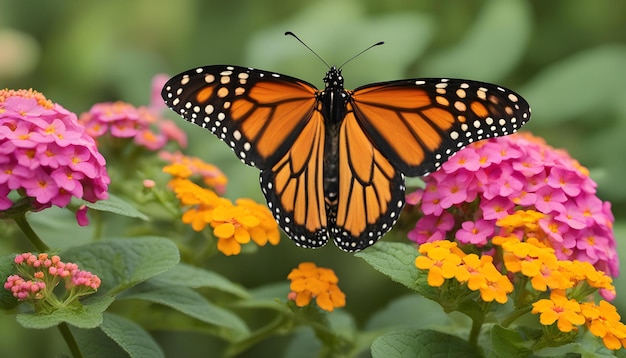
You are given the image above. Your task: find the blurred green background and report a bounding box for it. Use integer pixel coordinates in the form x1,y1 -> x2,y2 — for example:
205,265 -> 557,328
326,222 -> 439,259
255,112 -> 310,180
2,0 -> 626,356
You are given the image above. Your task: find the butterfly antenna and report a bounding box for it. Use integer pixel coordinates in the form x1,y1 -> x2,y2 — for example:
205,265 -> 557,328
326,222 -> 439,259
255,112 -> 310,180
285,31 -> 331,69
338,40 -> 384,69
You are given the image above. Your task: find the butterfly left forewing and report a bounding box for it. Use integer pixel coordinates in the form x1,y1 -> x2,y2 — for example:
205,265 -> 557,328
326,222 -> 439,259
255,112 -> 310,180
331,107 -> 405,252
162,65 -> 319,170
351,78 -> 530,176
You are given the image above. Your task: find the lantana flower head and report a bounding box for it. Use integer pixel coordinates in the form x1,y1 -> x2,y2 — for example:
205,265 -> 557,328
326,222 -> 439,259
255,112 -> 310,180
408,133 -> 618,278
165,154 -> 279,256
79,75 -> 186,151
287,262 -> 346,312
4,252 -> 101,312
0,89 -> 109,216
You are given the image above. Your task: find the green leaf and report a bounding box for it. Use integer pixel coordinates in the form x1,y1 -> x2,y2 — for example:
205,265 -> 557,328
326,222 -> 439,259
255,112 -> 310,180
120,284 -> 249,337
73,194 -> 149,220
0,254 -> 19,310
489,325 -> 536,358
150,263 -> 249,298
355,242 -> 420,290
420,0 -> 531,82
371,329 -> 479,358
98,312 -> 164,358
16,295 -> 114,329
61,237 -> 180,295
72,323 -> 130,358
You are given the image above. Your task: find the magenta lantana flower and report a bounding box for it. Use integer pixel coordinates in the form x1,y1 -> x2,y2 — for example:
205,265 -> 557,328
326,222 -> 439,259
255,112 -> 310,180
408,133 -> 618,279
0,89 -> 109,214
79,75 -> 187,150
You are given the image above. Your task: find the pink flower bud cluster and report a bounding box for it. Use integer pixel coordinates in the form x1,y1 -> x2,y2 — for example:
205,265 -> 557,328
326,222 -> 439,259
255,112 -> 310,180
4,252 -> 101,302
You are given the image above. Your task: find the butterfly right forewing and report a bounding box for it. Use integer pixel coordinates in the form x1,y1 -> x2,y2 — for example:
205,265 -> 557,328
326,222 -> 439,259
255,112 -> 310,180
351,78 -> 531,177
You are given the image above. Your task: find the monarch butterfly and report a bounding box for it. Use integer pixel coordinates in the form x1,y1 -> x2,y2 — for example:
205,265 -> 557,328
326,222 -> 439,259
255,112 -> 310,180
162,38 -> 530,252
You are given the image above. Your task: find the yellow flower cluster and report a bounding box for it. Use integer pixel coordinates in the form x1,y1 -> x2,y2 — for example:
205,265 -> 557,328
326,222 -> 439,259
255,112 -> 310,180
164,155 -> 279,256
494,211 -> 615,295
415,209 -> 625,350
162,151 -> 228,194
493,211 -> 625,349
287,262 -> 346,312
415,240 -> 513,303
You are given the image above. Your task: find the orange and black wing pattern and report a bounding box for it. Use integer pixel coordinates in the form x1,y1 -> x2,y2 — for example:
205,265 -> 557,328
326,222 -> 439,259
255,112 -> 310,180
260,109 -> 328,248
351,78 -> 531,176
330,104 -> 405,251
162,65 -> 319,170
162,64 -> 531,252
162,65 -> 330,248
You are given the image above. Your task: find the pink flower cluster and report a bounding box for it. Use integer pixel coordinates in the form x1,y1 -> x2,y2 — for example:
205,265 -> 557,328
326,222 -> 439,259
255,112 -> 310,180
4,275 -> 46,300
0,89 -> 109,211
79,75 -> 186,151
4,252 -> 101,302
408,133 -> 618,278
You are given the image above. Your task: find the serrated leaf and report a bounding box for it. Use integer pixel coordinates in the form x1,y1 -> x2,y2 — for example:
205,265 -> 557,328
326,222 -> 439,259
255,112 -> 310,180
420,0 -> 531,82
150,263 -> 248,298
61,237 -> 180,295
371,329 -> 479,358
72,324 -> 130,358
355,242 -> 420,290
120,284 -> 248,336
99,312 -> 165,358
0,254 -> 19,310
73,194 -> 148,220
16,295 -> 114,329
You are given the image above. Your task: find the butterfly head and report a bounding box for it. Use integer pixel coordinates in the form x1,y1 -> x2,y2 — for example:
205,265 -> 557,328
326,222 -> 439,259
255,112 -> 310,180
323,66 -> 344,90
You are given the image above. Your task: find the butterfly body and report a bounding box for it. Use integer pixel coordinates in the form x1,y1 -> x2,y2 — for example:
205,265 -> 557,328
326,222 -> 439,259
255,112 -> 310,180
162,64 -> 530,252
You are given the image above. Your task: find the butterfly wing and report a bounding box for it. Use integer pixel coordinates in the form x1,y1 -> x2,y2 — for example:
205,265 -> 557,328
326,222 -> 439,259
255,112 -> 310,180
351,78 -> 531,176
162,65 -> 329,247
331,105 -> 405,251
260,109 -> 328,248
161,65 -> 319,169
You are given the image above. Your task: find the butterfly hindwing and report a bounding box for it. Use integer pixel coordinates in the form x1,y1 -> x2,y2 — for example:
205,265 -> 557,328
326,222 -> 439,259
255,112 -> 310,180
351,78 -> 531,176
259,110 -> 328,248
331,106 -> 405,251
161,65 -> 319,169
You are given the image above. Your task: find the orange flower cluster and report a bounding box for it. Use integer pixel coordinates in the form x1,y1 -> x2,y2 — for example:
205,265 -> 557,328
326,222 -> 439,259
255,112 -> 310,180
415,240 -> 513,304
161,151 -> 228,194
415,209 -> 626,350
164,154 -> 279,256
287,262 -> 346,312
495,211 -> 625,349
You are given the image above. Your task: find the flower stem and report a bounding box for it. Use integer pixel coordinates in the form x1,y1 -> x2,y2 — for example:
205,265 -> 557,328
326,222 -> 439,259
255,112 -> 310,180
468,313 -> 484,348
58,322 -> 84,358
502,306 -> 532,327
14,214 -> 49,252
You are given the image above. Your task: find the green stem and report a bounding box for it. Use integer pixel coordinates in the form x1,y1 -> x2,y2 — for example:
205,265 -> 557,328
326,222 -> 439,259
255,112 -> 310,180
224,314 -> 290,357
502,306 -> 532,328
58,322 -> 83,358
14,214 -> 49,252
468,313 -> 484,348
